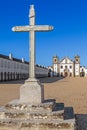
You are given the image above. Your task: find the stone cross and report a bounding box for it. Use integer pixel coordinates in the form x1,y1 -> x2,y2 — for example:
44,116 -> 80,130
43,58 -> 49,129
12,5 -> 53,80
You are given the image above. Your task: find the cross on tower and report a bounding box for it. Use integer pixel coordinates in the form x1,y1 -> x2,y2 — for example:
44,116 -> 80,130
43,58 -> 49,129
12,5 -> 53,81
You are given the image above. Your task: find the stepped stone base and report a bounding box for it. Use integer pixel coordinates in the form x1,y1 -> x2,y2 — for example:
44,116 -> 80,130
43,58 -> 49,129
0,99 -> 76,130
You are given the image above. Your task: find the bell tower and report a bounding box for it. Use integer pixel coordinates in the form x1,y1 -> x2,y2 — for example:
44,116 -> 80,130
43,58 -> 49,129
53,56 -> 59,76
74,55 -> 80,76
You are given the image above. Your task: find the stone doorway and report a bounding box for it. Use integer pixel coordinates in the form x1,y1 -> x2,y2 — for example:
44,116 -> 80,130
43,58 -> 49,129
64,72 -> 68,77
64,68 -> 69,77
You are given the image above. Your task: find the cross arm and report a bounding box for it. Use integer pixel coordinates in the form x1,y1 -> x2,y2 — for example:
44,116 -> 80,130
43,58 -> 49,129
12,25 -> 54,32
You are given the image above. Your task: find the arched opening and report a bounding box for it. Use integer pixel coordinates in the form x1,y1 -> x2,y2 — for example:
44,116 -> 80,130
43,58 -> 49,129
16,73 -> 17,80
13,72 -> 15,80
64,72 -> 68,77
8,72 -> 9,80
10,72 -> 12,80
4,72 -> 6,81
48,69 -> 51,77
18,73 -> 19,80
1,72 -> 3,81
64,68 -> 69,77
20,73 -> 21,80
80,71 -> 85,77
61,72 -> 63,77
22,73 -> 24,79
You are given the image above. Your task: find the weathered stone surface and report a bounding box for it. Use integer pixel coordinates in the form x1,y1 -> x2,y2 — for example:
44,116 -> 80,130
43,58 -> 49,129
20,80 -> 44,104
12,25 -> 54,32
0,119 -> 75,130
0,100 -> 76,130
6,99 -> 55,112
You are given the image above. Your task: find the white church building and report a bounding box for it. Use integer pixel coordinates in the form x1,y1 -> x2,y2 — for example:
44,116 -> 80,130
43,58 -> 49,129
48,55 -> 87,77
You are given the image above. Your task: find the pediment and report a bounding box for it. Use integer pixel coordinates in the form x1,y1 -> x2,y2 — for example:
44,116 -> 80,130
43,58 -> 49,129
60,57 -> 73,64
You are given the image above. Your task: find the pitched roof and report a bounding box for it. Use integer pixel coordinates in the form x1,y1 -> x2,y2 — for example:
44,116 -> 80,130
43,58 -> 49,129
0,54 -> 29,64
0,54 -> 47,69
60,57 -> 73,63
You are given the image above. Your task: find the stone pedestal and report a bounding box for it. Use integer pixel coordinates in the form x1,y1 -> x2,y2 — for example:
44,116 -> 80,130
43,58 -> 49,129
20,79 -> 44,104
0,99 -> 76,130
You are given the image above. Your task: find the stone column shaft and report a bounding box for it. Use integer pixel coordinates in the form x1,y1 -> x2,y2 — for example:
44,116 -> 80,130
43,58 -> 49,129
29,5 -> 36,79
29,31 -> 35,78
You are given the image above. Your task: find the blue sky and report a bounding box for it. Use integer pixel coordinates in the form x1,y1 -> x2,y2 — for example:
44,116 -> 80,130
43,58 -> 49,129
0,0 -> 87,67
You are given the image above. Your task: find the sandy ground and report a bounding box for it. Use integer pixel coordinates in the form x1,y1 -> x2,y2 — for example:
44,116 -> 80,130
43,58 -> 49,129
0,77 -> 87,129
43,77 -> 87,114
0,77 -> 86,114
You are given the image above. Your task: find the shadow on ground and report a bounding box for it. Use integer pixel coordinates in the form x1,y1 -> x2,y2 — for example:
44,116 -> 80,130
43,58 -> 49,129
43,101 -> 87,130
75,114 -> 87,130
0,80 -> 25,84
39,77 -> 64,83
63,107 -> 87,130
0,77 -> 65,84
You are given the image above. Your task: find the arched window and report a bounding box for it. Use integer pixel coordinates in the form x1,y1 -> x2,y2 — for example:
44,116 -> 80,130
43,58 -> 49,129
54,59 -> 56,62
61,66 -> 63,69
76,59 -> 78,62
1,72 -> 3,81
70,66 -> 72,69
4,72 -> 6,81
82,69 -> 84,72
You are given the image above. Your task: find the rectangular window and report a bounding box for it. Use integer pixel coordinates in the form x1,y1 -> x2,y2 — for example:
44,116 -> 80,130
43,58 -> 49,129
65,66 -> 67,69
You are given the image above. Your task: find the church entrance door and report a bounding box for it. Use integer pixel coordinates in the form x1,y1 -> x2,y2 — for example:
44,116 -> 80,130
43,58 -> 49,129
65,72 -> 68,77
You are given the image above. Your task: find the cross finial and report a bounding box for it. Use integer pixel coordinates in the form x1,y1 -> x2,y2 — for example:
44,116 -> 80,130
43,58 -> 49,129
29,5 -> 35,18
30,5 -> 34,9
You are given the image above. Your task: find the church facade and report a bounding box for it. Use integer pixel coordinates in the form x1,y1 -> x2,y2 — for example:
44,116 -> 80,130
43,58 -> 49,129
48,55 -> 87,77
